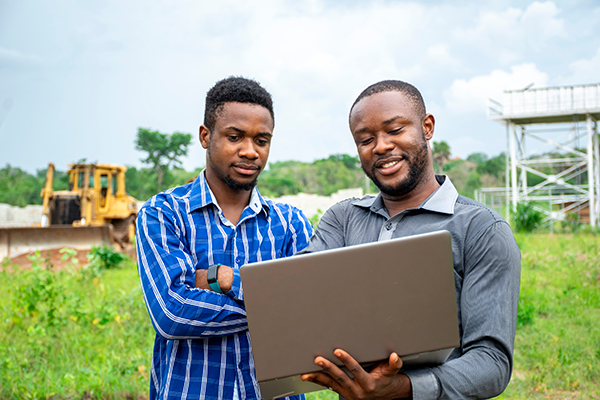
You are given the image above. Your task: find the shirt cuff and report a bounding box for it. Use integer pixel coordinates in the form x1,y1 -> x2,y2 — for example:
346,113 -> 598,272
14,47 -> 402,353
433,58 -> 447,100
225,267 -> 243,301
403,369 -> 440,400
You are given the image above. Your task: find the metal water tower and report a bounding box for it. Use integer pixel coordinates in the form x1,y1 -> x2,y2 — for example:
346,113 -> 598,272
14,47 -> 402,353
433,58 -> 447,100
487,83 -> 600,227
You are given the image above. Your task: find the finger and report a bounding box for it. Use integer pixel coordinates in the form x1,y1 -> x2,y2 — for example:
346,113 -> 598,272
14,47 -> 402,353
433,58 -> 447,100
301,371 -> 335,389
314,355 -> 355,392
366,353 -> 403,378
302,371 -> 348,396
331,349 -> 374,390
385,352 -> 403,374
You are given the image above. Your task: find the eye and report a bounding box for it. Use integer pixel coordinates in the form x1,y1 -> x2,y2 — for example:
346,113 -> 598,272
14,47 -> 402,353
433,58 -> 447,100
389,127 -> 403,135
228,135 -> 241,142
255,135 -> 271,146
358,137 -> 374,146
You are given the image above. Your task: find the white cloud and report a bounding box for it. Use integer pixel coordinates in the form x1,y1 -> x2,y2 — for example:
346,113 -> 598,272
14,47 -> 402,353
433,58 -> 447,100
426,45 -> 461,69
455,1 -> 566,64
443,63 -> 549,114
0,0 -> 596,173
520,1 -> 566,43
564,46 -> 600,85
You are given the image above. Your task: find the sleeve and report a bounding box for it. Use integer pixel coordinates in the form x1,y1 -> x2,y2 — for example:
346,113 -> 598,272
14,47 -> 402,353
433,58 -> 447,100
404,221 -> 521,399
297,201 -> 348,254
136,204 -> 249,340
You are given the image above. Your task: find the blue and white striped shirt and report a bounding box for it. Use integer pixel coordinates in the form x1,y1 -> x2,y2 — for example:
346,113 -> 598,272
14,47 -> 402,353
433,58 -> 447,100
136,171 -> 313,400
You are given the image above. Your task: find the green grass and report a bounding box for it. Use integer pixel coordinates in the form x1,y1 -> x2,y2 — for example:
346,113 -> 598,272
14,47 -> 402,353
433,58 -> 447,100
497,234 -> 600,399
0,253 -> 153,399
1,234 -> 600,399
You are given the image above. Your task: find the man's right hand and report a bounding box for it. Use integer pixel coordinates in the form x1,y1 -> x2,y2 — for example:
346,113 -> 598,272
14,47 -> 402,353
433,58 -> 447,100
195,265 -> 234,293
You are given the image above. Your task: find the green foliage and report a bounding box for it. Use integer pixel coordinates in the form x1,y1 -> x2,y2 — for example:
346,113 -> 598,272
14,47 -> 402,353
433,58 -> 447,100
135,128 -> 193,192
562,213 -> 582,233
1,256 -> 14,273
432,141 -> 451,173
258,154 -> 367,198
308,209 -> 323,229
306,390 -> 338,400
513,202 -> 544,233
476,152 -> 505,180
125,165 -> 201,201
466,152 -> 488,164
0,256 -> 152,399
14,251 -> 65,328
0,164 -> 43,206
87,245 -> 129,271
0,164 -> 69,206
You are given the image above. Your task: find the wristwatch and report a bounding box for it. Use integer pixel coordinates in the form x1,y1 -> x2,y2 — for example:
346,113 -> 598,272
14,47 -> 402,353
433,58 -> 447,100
207,263 -> 224,293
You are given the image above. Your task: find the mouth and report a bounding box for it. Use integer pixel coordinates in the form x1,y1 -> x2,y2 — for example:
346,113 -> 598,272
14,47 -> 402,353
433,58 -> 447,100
374,157 -> 404,175
232,163 -> 260,176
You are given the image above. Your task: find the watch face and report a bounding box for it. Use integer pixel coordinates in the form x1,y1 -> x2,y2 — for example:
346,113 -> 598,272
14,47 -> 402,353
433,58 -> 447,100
207,264 -> 219,284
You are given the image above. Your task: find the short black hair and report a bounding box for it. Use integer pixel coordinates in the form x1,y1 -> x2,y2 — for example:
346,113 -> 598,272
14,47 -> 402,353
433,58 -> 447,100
349,80 -> 426,120
204,76 -> 274,131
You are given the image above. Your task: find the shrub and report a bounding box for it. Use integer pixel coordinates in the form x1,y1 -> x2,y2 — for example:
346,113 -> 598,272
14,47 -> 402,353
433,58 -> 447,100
513,202 -> 544,233
562,213 -> 581,233
87,244 -> 129,271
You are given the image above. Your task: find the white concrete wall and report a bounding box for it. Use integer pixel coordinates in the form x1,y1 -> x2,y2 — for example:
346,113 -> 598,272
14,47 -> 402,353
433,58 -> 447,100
0,203 -> 43,227
271,188 -> 365,219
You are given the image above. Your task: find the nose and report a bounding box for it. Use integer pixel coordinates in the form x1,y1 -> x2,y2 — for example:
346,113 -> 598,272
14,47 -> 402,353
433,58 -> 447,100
239,138 -> 259,159
372,134 -> 394,155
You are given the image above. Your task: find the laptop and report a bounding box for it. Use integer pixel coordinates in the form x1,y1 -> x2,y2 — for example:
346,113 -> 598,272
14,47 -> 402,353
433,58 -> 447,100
240,230 -> 459,399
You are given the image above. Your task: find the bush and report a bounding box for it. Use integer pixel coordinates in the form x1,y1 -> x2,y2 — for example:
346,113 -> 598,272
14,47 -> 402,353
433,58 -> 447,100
513,202 -> 544,233
561,213 -> 581,233
87,245 -> 129,271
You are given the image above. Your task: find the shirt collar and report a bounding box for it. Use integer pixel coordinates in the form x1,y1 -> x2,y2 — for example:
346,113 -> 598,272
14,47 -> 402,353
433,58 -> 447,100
188,170 -> 270,217
420,175 -> 458,214
351,175 -> 458,216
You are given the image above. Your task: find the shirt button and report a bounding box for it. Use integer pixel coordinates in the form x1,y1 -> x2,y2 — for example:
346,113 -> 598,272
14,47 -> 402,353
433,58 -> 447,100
385,223 -> 393,230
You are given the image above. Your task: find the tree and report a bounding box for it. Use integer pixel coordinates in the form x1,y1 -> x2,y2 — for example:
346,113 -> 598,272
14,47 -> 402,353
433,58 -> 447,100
477,152 -> 505,180
135,128 -> 192,192
432,141 -> 451,173
0,164 -> 42,206
466,152 -> 488,164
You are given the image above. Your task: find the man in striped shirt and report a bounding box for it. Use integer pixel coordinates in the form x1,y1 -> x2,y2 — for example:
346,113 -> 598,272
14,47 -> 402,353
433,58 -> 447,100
136,77 -> 313,400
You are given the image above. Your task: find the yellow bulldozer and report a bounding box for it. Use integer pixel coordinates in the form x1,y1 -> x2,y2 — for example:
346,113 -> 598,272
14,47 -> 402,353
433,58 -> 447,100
0,162 -> 139,261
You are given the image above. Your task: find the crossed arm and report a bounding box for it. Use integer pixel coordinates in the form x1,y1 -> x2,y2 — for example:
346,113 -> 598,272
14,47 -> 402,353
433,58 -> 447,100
137,205 -> 248,339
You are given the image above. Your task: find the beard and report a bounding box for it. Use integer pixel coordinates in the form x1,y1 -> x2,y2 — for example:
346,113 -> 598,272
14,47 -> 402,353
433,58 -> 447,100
207,143 -> 258,192
225,175 -> 257,191
362,138 -> 429,197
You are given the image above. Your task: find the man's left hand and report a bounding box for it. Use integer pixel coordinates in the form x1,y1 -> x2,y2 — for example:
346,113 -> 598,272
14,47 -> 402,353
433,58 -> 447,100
301,349 -> 412,400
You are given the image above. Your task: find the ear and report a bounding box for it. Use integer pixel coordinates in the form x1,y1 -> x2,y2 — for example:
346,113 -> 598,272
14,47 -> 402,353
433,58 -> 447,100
422,114 -> 435,141
199,125 -> 210,149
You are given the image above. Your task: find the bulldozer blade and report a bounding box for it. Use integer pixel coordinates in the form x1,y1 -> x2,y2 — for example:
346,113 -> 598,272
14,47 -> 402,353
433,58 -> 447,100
0,225 -> 114,260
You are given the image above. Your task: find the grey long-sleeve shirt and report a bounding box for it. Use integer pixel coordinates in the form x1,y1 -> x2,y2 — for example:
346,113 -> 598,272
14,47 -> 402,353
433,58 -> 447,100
301,176 -> 521,400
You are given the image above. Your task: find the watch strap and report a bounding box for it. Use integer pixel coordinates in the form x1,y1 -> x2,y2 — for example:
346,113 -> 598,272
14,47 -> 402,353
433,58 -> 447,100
207,263 -> 223,293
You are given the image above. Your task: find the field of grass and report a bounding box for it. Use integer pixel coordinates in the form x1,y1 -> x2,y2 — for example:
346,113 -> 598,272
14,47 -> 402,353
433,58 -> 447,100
499,234 -> 600,399
1,234 -> 599,399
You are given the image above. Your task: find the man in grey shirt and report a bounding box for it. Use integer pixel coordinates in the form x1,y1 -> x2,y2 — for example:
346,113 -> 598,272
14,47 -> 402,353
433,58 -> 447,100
300,80 -> 521,399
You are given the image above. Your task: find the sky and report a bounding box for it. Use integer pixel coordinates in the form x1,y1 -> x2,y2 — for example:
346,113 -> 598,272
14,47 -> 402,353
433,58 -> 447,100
1,0 -> 599,173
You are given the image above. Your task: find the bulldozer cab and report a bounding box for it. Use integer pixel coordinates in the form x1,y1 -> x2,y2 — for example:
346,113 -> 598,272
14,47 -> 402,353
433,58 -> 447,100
60,163 -> 134,225
39,162 -> 138,249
